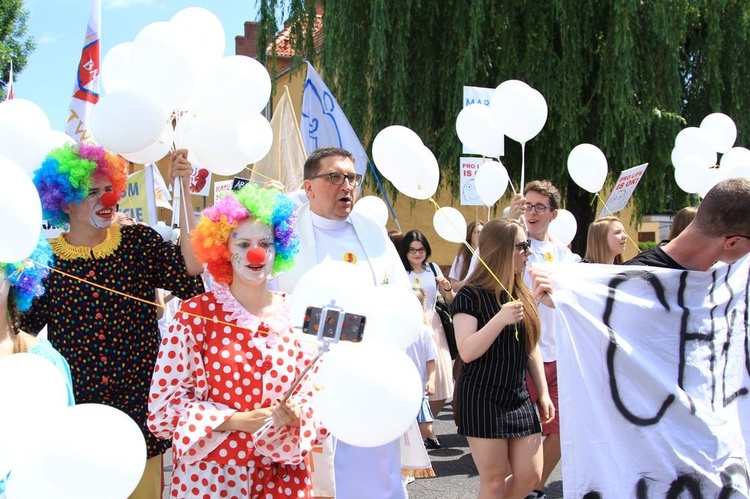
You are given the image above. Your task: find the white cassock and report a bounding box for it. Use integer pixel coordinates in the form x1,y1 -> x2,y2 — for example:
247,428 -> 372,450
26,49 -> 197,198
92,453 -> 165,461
275,204 -> 411,499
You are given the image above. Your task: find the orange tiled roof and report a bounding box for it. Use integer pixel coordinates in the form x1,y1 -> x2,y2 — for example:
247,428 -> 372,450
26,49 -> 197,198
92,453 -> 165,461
267,15 -> 324,57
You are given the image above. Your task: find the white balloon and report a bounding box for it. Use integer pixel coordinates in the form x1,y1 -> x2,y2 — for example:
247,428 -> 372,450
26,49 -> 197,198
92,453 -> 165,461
489,80 -> 548,143
726,163 -> 750,180
47,130 -> 76,151
455,104 -> 504,157
352,196 -> 389,227
0,156 -> 43,262
359,287 -> 423,350
700,113 -> 737,154
567,143 -> 608,193
696,168 -> 724,198
90,91 -> 168,154
0,353 -> 69,416
719,147 -> 750,175
433,207 -> 467,244
548,209 -> 577,246
151,221 -> 173,242
193,56 -> 271,123
289,261 -> 375,329
237,115 -> 274,164
371,125 -> 424,181
101,43 -> 136,94
390,145 -> 439,200
131,22 -> 197,112
0,99 -> 52,174
5,404 -> 147,499
313,341 -> 422,447
121,124 -> 174,164
674,156 -> 708,194
672,127 -> 717,169
474,160 -> 509,206
187,117 -> 253,176
169,7 -> 225,71
0,353 -> 70,480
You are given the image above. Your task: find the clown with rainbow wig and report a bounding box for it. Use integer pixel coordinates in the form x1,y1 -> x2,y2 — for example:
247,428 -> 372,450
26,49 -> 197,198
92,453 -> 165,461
21,144 -> 205,499
148,182 -> 328,498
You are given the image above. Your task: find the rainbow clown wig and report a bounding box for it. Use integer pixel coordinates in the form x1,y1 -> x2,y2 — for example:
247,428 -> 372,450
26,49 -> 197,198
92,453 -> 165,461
33,143 -> 128,226
1,235 -> 54,313
191,183 -> 299,284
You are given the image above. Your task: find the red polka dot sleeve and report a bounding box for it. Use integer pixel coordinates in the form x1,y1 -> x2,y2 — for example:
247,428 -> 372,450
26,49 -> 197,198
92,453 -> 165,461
147,293 -> 237,465
253,336 -> 329,465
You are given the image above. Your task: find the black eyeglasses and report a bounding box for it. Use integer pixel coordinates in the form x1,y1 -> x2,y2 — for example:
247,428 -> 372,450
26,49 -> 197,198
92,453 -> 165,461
726,234 -> 750,240
309,172 -> 363,186
515,241 -> 532,252
523,203 -> 555,213
407,248 -> 427,254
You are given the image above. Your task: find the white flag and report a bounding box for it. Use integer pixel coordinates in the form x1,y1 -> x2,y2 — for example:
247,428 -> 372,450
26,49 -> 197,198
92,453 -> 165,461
545,260 -> 750,497
252,86 -> 307,192
301,62 -> 368,189
65,0 -> 100,143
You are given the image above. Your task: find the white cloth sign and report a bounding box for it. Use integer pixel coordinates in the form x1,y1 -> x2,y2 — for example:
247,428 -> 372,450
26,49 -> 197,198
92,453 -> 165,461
544,259 -> 750,497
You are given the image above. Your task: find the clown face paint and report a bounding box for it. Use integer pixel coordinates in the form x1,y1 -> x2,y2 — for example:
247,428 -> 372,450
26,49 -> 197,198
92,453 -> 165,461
66,178 -> 119,230
228,218 -> 276,283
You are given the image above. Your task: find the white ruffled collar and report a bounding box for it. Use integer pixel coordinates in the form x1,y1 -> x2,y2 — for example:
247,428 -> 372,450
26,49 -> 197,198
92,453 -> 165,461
212,282 -> 292,338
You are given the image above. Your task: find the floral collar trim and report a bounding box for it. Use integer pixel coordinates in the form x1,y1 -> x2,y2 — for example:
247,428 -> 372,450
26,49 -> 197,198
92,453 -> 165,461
211,282 -> 291,336
50,225 -> 122,261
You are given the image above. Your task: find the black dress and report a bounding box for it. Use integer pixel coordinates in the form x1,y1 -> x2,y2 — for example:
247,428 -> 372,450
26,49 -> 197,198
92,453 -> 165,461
451,285 -> 541,438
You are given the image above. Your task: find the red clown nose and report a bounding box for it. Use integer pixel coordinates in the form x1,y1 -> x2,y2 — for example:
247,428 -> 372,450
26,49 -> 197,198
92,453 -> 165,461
246,247 -> 267,266
100,192 -> 120,207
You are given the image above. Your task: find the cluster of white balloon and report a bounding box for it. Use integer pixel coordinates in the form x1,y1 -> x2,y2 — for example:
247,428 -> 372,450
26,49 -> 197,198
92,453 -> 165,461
92,7 -> 273,175
455,79 -> 548,207
0,98 -> 76,263
0,354 -> 146,498
288,261 -> 425,447
671,113 -> 749,197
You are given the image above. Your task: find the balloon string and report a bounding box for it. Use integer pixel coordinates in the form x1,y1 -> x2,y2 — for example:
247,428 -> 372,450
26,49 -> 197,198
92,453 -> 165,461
427,197 -> 516,302
594,192 -> 641,254
244,166 -> 276,183
25,258 -> 320,346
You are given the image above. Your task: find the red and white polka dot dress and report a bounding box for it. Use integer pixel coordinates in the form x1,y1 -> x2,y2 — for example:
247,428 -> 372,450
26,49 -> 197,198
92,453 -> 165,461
148,283 -> 327,498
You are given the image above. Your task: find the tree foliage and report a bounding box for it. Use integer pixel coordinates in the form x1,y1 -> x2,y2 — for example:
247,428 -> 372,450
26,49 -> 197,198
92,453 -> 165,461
0,0 -> 35,99
260,0 -> 750,253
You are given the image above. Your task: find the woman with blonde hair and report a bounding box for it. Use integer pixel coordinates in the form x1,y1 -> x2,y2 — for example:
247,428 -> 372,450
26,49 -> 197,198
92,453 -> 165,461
584,216 -> 628,265
451,218 -> 553,498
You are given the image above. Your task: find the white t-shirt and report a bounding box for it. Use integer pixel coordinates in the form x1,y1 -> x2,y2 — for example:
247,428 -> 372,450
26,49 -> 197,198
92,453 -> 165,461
408,264 -> 443,310
525,238 -> 581,362
405,325 -> 438,386
448,253 -> 468,281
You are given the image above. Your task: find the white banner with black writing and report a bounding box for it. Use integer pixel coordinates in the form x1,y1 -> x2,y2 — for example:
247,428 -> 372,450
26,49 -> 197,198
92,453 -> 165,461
542,259 -> 749,497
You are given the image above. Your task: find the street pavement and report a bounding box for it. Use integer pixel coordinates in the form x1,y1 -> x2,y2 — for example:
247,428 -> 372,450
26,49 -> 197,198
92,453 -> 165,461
406,401 -> 563,498
161,400 -> 563,498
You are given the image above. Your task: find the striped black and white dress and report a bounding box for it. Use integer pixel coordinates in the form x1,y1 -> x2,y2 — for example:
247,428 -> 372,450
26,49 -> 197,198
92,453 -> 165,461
451,285 -> 541,438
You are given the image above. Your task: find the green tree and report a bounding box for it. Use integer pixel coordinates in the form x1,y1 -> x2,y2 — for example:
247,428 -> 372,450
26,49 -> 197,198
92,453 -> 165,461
260,0 -> 750,253
0,0 -> 35,99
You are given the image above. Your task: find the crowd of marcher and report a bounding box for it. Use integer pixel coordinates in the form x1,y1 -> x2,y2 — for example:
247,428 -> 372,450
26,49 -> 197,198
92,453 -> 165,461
2,141 -> 749,499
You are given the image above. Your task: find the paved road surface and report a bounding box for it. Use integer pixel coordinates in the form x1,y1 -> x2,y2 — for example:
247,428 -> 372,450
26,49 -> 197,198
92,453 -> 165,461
406,401 -> 563,498
162,400 -> 563,498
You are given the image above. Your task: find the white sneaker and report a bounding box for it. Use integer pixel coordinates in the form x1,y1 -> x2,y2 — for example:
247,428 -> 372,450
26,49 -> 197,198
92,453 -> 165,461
526,491 -> 547,499
402,476 -> 416,486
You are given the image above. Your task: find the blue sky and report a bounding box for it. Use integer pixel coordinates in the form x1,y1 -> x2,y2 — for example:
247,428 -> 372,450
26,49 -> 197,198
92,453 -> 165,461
18,0 -> 259,129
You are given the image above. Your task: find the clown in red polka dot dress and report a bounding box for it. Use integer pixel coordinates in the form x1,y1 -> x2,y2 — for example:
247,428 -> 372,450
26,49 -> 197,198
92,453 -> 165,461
149,286 -> 326,498
148,183 -> 327,498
